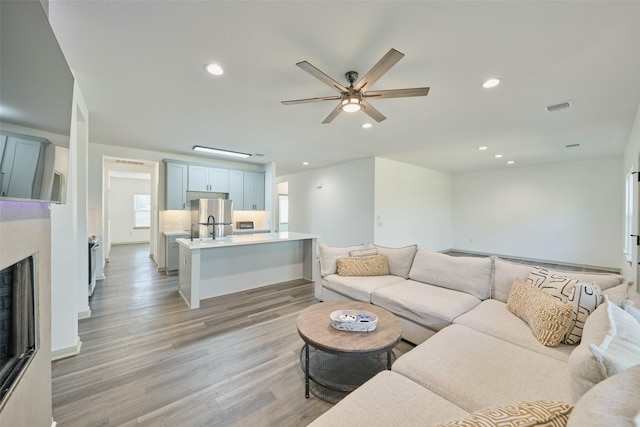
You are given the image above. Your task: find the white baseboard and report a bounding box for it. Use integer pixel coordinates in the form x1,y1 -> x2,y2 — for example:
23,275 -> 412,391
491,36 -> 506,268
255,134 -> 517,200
51,336 -> 82,361
51,418 -> 57,427
78,309 -> 92,319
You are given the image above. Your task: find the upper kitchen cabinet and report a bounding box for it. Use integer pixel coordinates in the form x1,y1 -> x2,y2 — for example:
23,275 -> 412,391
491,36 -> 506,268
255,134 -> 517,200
165,161 -> 188,210
188,165 -> 229,193
0,132 -> 46,199
228,170 -> 244,210
228,170 -> 264,211
243,171 -> 265,211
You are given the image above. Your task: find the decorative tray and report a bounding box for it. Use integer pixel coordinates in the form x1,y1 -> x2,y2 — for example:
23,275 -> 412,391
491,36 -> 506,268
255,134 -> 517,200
329,310 -> 378,332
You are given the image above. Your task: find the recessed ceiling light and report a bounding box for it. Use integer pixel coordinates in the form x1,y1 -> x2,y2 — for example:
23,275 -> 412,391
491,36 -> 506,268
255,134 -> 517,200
482,78 -> 500,89
507,160 -> 515,165
204,63 -> 224,76
193,145 -> 250,158
362,123 -> 372,129
303,162 -> 309,166
494,154 -> 503,159
478,146 -> 488,151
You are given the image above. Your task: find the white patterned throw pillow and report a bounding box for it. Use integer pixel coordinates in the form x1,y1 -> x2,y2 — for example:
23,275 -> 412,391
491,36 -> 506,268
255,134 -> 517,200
527,267 -> 602,345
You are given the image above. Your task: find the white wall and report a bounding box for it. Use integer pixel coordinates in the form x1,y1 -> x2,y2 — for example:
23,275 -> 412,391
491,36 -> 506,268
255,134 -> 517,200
374,158 -> 452,250
50,81 -> 89,359
109,176 -> 151,244
621,104 -> 640,286
280,158 -> 375,246
452,158 -> 622,268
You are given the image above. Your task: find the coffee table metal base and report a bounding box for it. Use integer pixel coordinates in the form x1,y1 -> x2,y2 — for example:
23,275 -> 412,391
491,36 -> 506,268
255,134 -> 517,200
300,343 -> 396,403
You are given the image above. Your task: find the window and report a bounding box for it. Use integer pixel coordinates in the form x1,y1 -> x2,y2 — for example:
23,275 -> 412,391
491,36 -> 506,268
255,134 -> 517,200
134,194 -> 151,228
624,168 -> 634,262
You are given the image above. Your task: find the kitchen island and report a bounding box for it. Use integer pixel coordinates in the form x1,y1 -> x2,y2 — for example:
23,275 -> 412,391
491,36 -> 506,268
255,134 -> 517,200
177,232 -> 318,309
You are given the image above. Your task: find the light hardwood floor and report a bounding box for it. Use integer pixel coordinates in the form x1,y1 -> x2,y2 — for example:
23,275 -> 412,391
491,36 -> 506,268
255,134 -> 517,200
52,244 -> 414,426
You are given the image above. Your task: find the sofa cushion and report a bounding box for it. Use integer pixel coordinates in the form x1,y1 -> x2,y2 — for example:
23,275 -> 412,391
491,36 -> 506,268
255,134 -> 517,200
507,278 -> 573,347
454,299 -> 574,361
408,248 -> 492,300
567,364 -> 640,427
368,243 -> 417,278
392,324 -> 572,411
372,280 -> 481,332
567,296 -> 640,401
308,371 -> 469,427
604,282 -> 640,307
588,297 -> 640,378
318,243 -> 364,277
492,257 -> 625,303
435,400 -> 573,427
492,257 -> 534,303
336,254 -> 389,276
322,274 -> 405,303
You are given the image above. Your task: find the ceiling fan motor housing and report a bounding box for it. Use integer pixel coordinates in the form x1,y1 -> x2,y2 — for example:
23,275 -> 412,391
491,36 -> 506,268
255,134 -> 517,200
345,71 -> 359,86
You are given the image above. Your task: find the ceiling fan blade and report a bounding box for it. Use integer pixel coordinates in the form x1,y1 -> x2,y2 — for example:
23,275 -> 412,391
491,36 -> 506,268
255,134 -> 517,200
297,61 -> 349,93
354,48 -> 405,92
361,100 -> 386,122
322,103 -> 343,124
281,95 -> 341,105
365,87 -> 430,99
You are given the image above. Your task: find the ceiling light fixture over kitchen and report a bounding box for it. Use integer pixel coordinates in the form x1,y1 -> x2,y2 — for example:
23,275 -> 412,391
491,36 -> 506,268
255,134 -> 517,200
193,145 -> 251,158
494,154 -> 503,158
204,63 -> 224,76
362,123 -> 372,129
482,78 -> 500,89
478,146 -> 488,151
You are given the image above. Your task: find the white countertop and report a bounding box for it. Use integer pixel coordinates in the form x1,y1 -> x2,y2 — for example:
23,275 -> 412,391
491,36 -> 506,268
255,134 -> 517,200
163,230 -> 190,236
176,231 -> 317,250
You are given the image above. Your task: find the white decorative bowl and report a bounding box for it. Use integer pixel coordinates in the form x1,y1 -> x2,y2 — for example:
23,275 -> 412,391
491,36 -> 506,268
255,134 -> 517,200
329,310 -> 378,332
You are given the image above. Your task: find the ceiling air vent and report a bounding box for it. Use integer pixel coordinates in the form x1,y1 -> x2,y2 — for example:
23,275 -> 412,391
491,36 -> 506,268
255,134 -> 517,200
545,101 -> 573,113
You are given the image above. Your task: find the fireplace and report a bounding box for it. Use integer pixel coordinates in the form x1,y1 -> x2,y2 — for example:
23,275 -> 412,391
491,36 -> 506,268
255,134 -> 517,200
0,255 -> 37,404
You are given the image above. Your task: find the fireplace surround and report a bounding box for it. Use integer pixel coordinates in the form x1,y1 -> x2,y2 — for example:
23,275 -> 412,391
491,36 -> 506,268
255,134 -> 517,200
0,255 -> 37,404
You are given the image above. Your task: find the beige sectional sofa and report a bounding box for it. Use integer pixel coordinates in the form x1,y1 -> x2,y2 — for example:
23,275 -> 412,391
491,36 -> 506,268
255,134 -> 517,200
310,244 -> 640,426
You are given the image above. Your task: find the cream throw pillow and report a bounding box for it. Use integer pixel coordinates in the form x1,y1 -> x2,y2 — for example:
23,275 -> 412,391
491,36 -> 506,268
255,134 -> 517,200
507,278 -> 573,347
336,255 -> 389,277
588,297 -> 640,378
436,400 -> 573,427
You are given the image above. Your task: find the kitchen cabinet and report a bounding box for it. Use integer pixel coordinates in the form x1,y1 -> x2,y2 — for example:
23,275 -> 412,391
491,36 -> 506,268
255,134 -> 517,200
228,170 -> 265,210
166,232 -> 189,272
0,132 -> 45,199
244,171 -> 265,211
228,170 -> 244,209
165,161 -> 188,210
188,165 -> 229,193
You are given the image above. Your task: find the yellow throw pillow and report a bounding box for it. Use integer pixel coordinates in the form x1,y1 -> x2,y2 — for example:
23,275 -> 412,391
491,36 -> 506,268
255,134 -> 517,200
507,278 -> 573,347
336,255 -> 389,277
437,400 -> 573,427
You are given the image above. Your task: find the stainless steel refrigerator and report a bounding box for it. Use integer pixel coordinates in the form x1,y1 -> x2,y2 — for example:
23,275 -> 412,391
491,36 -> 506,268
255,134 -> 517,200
190,198 -> 234,239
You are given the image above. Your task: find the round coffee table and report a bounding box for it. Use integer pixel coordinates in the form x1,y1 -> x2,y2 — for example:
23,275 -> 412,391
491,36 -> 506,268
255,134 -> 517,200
296,301 -> 402,402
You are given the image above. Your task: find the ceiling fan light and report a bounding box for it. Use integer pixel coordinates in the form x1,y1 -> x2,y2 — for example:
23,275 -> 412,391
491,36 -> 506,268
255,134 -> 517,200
341,97 -> 361,113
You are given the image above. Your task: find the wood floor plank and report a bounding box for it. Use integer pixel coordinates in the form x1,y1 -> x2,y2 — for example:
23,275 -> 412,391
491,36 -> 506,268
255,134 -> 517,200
52,244 -> 414,426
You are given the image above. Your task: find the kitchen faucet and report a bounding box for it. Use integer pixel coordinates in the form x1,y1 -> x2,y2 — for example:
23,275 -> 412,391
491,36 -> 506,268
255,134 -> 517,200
207,215 -> 216,239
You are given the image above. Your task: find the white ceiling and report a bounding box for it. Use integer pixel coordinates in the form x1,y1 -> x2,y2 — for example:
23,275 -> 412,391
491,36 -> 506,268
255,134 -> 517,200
48,1 -> 640,176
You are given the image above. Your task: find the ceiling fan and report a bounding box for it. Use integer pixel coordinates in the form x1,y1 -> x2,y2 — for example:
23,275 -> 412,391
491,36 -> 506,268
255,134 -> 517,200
281,48 -> 430,124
